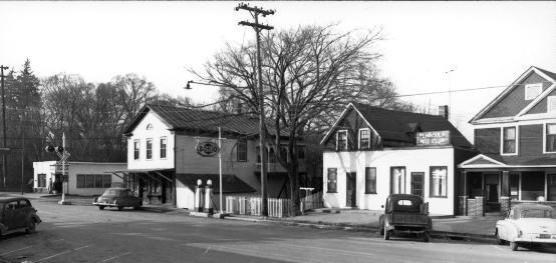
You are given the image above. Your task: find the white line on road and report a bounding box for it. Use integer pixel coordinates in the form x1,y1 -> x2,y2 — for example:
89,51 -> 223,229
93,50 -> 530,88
33,245 -> 91,263
0,246 -> 33,256
98,252 -> 131,262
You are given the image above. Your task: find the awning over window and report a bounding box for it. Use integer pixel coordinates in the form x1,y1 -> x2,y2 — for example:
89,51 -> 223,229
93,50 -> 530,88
176,173 -> 256,194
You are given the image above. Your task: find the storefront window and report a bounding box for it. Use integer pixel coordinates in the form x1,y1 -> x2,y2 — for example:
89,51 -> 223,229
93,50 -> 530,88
502,127 -> 517,154
521,171 -> 545,201
327,168 -> 337,193
390,167 -> 406,194
546,124 -> 556,153
430,166 -> 448,197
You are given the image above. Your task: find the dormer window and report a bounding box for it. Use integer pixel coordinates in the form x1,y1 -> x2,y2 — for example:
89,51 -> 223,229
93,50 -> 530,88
358,128 -> 371,150
146,123 -> 153,130
524,83 -> 542,100
336,130 -> 348,151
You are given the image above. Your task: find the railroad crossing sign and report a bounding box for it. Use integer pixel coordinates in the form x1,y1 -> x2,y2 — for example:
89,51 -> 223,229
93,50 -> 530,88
56,152 -> 71,162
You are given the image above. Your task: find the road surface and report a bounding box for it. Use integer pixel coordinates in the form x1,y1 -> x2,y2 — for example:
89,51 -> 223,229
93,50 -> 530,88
1,200 -> 555,263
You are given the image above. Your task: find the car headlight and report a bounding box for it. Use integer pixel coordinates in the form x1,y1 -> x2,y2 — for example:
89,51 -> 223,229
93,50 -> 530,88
113,198 -> 119,204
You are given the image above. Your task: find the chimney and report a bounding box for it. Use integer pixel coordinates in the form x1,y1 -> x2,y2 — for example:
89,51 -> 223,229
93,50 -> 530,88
438,105 -> 449,119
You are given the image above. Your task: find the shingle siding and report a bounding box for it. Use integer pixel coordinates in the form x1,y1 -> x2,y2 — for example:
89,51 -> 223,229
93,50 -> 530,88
481,72 -> 551,119
474,128 -> 500,154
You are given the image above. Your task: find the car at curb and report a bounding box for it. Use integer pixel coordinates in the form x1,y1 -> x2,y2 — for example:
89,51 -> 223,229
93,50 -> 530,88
495,204 -> 556,251
93,188 -> 142,211
378,194 -> 432,242
0,197 -> 42,237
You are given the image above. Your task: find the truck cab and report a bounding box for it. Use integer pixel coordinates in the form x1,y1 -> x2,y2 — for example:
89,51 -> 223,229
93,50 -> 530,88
378,194 -> 432,242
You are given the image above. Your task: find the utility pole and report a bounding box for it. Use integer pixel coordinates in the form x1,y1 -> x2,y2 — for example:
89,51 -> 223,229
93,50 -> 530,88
235,2 -> 274,217
0,65 -> 8,189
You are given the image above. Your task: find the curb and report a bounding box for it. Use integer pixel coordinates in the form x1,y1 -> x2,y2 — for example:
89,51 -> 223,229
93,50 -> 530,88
223,215 -> 495,243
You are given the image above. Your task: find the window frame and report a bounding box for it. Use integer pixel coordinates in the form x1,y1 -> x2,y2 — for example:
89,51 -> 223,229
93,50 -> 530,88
236,139 -> 248,162
365,167 -> 377,194
429,166 -> 448,198
358,128 -> 371,150
500,126 -> 518,156
548,96 -> 556,113
327,168 -> 338,193
543,123 -> 556,154
390,166 -> 406,194
336,130 -> 348,151
133,139 -> 140,160
160,137 -> 167,159
37,173 -> 46,188
146,138 -> 153,160
524,83 -> 543,100
77,174 -> 112,189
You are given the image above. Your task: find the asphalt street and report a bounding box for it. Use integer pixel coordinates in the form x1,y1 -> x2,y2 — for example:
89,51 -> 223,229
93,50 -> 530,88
1,200 -> 555,263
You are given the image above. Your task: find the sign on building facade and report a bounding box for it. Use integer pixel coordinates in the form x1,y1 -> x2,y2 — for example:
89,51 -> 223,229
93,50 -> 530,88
416,130 -> 451,146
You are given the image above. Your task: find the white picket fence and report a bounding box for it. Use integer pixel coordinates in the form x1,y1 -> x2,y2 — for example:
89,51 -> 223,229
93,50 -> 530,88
226,196 -> 293,218
226,192 -> 323,218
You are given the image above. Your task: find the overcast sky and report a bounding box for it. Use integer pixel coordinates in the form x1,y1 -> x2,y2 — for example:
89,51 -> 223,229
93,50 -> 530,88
1,1 -> 555,140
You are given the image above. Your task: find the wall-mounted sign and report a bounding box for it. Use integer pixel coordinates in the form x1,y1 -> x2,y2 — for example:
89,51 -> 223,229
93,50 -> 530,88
196,141 -> 219,157
416,130 -> 450,146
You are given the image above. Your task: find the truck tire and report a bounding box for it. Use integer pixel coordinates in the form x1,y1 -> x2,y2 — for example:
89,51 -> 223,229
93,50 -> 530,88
98,206 -> 105,210
384,230 -> 391,240
422,232 -> 430,242
510,241 -> 518,251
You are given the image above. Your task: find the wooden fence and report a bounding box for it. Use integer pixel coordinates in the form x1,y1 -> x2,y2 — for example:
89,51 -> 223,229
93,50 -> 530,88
226,192 -> 323,218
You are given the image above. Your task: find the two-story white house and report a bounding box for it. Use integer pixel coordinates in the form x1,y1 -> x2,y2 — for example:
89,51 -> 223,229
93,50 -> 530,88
118,104 -> 303,210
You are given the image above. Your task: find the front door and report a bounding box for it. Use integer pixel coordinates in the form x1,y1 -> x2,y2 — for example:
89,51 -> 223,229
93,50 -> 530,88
346,172 -> 356,207
411,172 -> 424,197
484,173 -> 499,203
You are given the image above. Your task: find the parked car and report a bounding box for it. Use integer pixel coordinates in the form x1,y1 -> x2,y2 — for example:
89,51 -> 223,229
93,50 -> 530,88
495,204 -> 556,251
0,197 -> 42,236
93,188 -> 142,211
378,194 -> 432,242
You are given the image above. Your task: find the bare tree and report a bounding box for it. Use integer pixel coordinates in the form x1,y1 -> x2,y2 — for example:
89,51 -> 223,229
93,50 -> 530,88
192,25 -> 410,213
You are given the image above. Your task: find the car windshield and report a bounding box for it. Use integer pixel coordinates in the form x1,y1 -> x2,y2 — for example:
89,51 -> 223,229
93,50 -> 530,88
103,189 -> 123,196
520,209 -> 553,218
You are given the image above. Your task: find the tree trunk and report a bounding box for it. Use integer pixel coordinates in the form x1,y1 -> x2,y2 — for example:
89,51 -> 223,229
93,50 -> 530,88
288,135 -> 301,216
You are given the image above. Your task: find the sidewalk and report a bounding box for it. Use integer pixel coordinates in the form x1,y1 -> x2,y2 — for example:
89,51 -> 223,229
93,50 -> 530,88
225,209 -> 500,242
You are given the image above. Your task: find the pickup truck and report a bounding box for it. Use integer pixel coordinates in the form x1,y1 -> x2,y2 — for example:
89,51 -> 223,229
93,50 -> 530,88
378,194 -> 432,242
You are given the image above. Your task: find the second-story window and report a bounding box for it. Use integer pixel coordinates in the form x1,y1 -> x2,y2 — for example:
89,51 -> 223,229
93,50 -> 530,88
237,139 -> 247,161
160,137 -> 167,159
502,127 -> 517,154
548,96 -> 556,113
359,128 -> 371,150
525,83 -> 542,100
546,123 -> 556,153
146,139 -> 153,160
133,140 -> 140,160
336,130 -> 348,151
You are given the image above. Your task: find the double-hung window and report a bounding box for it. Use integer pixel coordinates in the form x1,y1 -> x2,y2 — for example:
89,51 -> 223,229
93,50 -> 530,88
327,168 -> 337,193
502,127 -> 517,155
546,123 -> 556,153
133,140 -> 140,160
336,130 -> 348,151
365,167 -> 377,194
430,166 -> 448,197
359,129 -> 371,150
237,139 -> 247,161
390,167 -> 406,194
146,139 -> 153,160
525,83 -> 542,100
160,137 -> 167,159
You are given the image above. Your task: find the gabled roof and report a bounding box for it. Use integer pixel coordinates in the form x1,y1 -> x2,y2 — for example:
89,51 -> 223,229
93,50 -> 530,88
469,66 -> 556,123
458,153 -> 556,168
320,102 -> 472,148
123,104 -> 288,137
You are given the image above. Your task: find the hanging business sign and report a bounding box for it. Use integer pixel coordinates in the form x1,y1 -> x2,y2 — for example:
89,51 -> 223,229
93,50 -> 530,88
196,141 -> 219,157
416,130 -> 451,146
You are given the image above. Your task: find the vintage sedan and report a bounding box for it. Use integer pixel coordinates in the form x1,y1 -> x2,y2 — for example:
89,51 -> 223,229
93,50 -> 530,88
378,194 -> 432,242
0,197 -> 42,236
495,204 -> 556,251
93,187 -> 142,211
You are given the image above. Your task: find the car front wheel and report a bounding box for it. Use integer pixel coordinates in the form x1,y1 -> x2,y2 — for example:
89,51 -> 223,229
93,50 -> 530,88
117,206 -> 123,211
495,229 -> 506,245
510,241 -> 519,251
98,206 -> 105,210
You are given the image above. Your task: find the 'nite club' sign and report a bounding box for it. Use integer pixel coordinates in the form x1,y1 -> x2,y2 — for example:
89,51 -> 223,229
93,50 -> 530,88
416,130 -> 451,146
